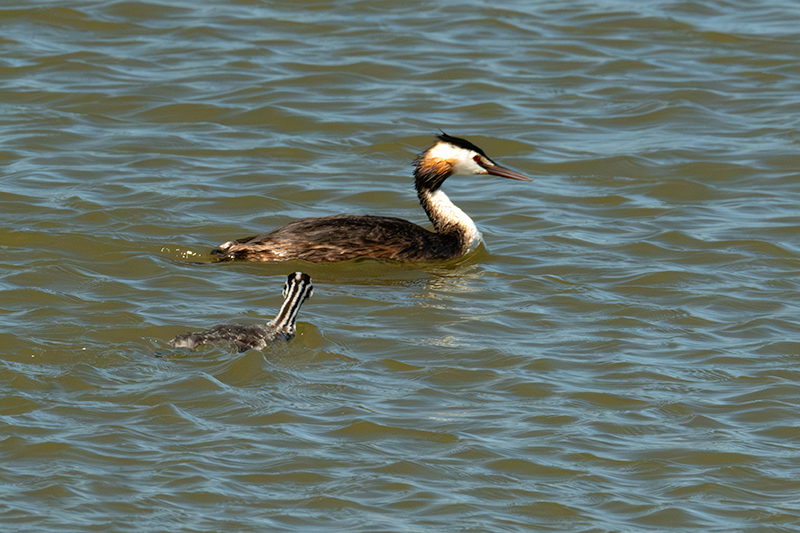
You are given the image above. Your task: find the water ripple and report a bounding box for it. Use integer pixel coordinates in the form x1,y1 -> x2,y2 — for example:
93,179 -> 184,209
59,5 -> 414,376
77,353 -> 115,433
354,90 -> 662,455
2,0 -> 800,531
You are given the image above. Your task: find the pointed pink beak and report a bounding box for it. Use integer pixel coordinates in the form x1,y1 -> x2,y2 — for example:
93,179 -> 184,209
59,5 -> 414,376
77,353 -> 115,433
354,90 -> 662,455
480,158 -> 532,181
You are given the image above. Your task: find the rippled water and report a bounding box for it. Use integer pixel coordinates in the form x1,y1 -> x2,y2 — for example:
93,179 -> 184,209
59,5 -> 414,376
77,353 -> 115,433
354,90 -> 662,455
2,0 -> 800,531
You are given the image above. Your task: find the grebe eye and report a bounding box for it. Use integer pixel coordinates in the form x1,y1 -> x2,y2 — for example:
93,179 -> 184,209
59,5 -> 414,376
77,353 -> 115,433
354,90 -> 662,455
473,155 -> 482,163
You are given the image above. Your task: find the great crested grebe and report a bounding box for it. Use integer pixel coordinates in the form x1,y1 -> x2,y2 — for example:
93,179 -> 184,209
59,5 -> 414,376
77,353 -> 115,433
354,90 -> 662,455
169,272 -> 313,352
212,133 -> 531,263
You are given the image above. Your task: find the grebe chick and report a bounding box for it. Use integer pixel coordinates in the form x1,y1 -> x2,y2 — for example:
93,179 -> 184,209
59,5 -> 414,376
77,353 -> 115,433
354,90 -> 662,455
212,133 -> 531,263
169,272 -> 313,352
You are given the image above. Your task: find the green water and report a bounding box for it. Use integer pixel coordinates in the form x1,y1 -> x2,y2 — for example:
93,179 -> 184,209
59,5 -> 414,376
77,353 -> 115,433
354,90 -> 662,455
2,1 -> 800,531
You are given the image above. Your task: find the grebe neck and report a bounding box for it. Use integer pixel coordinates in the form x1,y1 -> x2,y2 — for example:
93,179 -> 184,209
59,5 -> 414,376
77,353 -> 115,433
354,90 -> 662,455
418,188 -> 481,254
268,274 -> 313,335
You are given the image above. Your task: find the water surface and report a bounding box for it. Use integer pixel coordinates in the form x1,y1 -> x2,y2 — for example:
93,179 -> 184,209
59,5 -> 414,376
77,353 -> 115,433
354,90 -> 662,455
2,1 -> 800,531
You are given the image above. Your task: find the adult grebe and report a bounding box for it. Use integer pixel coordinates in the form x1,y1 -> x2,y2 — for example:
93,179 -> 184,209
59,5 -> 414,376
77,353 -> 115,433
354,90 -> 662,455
169,272 -> 313,352
212,133 -> 531,263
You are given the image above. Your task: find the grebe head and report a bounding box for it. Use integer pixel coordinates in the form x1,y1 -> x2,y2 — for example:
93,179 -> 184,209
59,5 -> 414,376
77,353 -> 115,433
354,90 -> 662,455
272,271 -> 313,335
414,133 -> 532,191
282,271 -> 314,301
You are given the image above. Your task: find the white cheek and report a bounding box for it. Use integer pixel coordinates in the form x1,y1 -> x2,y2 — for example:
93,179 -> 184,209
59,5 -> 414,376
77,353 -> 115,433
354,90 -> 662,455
450,156 -> 486,176
427,142 -> 486,175
427,142 -> 459,160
